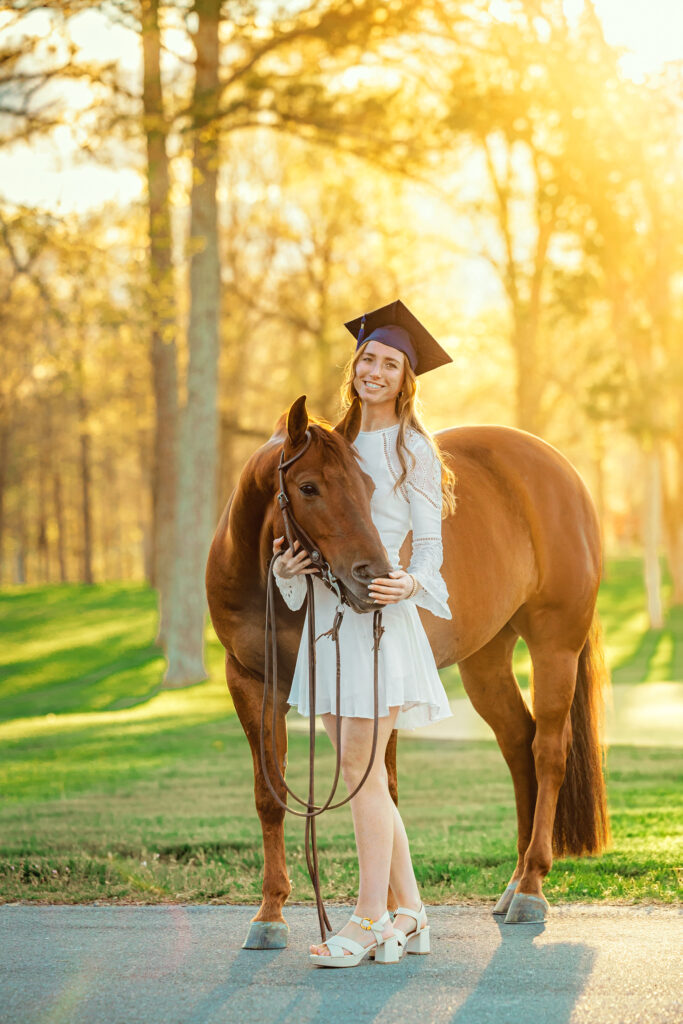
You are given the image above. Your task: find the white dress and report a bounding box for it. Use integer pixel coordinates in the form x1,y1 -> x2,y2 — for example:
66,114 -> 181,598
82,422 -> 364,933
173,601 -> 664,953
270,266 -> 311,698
273,423 -> 453,730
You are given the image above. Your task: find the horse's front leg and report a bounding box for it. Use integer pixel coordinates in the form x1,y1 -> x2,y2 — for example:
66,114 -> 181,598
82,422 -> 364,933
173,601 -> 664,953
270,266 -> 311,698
226,652 -> 291,949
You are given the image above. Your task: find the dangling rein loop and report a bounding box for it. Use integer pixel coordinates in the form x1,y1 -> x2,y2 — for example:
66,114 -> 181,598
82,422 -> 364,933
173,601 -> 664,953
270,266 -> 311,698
259,431 -> 385,943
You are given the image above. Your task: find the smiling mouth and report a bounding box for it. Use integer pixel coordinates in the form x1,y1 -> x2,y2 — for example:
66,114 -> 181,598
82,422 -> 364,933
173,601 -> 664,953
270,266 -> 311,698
362,381 -> 384,390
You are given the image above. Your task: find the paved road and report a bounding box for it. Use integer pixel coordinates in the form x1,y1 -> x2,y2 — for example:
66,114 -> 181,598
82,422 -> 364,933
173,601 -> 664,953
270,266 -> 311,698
0,904 -> 680,1024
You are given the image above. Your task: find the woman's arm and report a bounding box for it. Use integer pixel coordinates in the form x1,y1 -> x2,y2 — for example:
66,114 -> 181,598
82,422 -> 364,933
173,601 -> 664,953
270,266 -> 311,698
271,538 -> 312,611
404,438 -> 452,620
367,435 -> 453,616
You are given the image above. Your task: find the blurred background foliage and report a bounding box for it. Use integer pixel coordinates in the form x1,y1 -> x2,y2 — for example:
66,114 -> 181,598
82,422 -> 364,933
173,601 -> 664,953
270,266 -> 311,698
0,0 -> 681,682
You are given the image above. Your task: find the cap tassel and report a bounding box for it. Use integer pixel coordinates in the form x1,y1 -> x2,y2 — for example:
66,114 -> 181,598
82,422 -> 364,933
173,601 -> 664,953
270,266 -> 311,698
357,314 -> 367,346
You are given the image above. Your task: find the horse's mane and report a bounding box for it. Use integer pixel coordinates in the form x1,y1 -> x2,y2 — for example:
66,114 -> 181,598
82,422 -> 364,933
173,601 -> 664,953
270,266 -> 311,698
272,411 -> 360,469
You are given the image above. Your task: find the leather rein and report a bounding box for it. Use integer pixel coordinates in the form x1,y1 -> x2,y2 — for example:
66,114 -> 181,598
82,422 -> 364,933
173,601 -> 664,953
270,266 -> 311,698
260,429 -> 385,943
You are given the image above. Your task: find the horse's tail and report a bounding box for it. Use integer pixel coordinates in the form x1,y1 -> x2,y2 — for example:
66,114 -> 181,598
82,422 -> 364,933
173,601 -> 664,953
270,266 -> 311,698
553,612 -> 611,857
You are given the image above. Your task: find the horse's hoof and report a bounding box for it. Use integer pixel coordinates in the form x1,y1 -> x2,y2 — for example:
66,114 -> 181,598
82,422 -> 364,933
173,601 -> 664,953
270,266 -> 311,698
242,920 -> 289,949
504,893 -> 549,924
492,882 -> 518,916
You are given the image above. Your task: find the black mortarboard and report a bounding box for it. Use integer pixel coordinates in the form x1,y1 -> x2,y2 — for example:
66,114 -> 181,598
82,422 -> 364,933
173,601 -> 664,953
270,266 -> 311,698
344,299 -> 452,377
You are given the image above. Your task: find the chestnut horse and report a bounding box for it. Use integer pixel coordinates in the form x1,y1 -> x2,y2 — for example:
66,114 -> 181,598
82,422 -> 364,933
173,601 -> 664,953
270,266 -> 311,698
206,395 -> 609,949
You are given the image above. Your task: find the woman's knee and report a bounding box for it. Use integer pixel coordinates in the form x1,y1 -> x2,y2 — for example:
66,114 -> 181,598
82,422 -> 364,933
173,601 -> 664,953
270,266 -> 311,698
337,712 -> 396,789
340,750 -> 388,791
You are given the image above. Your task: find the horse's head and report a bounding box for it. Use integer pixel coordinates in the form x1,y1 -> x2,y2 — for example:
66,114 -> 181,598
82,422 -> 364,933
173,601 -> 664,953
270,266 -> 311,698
272,395 -> 393,613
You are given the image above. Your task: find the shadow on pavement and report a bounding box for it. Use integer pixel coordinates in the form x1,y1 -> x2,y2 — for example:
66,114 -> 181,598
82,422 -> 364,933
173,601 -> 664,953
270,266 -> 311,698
449,919 -> 596,1024
185,923 -> 413,1024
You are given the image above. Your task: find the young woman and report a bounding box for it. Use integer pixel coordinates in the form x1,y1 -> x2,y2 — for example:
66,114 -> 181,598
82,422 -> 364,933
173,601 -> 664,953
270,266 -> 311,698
272,302 -> 456,968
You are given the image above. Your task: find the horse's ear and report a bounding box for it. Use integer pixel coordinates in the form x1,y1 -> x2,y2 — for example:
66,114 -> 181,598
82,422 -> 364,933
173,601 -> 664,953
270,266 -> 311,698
334,397 -> 362,444
287,394 -> 309,448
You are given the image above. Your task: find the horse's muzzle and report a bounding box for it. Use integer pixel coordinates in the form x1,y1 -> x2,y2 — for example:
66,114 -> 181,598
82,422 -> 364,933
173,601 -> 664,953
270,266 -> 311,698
340,575 -> 392,614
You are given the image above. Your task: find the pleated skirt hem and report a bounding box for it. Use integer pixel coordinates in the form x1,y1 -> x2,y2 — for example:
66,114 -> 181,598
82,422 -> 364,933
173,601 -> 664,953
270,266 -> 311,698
288,693 -> 453,731
286,580 -> 452,732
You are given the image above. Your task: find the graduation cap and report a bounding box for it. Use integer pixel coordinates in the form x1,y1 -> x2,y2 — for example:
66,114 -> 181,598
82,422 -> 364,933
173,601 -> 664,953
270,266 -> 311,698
344,299 -> 452,377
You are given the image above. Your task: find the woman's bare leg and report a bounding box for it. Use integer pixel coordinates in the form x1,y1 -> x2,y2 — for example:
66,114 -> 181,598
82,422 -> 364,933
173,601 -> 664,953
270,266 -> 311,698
388,801 -> 424,937
311,707 -> 419,956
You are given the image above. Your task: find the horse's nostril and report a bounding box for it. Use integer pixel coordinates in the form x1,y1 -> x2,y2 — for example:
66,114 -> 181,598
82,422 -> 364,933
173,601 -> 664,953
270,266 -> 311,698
352,562 -> 373,582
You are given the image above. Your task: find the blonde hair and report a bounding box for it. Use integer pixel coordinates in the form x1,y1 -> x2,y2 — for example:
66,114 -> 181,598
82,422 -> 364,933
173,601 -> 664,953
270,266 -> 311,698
340,341 -> 457,517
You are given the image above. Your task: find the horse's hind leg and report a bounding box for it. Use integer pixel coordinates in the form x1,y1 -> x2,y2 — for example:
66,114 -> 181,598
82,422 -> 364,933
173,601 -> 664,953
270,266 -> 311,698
385,728 -> 399,911
226,653 -> 291,949
458,624 -> 536,918
504,641 -> 580,924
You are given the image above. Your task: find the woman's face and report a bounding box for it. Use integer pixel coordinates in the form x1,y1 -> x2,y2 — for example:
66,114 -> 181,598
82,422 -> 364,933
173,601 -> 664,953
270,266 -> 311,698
353,340 -> 406,408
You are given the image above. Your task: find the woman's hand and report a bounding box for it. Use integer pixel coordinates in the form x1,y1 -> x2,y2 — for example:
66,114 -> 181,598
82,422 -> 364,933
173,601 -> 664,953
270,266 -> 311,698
368,568 -> 416,605
272,537 -> 319,579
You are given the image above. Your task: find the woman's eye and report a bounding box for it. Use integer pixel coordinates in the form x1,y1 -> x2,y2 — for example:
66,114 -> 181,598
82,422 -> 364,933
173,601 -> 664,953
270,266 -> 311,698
299,484 -> 319,497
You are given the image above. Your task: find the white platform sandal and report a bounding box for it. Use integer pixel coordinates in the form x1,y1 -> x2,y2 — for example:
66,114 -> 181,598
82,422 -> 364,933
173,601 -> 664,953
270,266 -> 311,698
393,904 -> 431,957
309,911 -> 400,968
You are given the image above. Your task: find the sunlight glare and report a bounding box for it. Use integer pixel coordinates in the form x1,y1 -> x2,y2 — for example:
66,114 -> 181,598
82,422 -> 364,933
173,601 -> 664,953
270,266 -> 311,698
1,0 -> 681,212
69,7 -> 139,73
488,0 -> 514,23
593,0 -> 683,81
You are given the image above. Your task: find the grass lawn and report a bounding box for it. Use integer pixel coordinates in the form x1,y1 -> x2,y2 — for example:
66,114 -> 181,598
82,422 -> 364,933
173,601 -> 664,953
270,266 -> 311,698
0,559 -> 681,906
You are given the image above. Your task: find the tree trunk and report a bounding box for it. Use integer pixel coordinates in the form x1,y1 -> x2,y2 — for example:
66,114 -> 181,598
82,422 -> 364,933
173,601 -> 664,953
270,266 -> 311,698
642,445 -> 663,629
37,481 -> 49,583
14,537 -> 26,585
102,447 -> 122,580
662,398 -> 683,606
53,468 -> 67,582
142,0 -> 178,640
78,381 -> 94,585
665,520 -> 683,607
164,0 -> 221,686
512,314 -> 544,437
591,423 -> 607,582
482,137 -> 553,440
37,401 -> 50,582
0,414 -> 8,585
14,481 -> 27,584
137,424 -> 154,583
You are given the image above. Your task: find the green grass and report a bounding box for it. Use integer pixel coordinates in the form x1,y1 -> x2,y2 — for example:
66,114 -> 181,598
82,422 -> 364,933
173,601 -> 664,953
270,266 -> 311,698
600,559 -> 682,684
0,584 -> 164,720
0,561 -> 681,906
0,712 -> 679,905
0,584 -> 227,721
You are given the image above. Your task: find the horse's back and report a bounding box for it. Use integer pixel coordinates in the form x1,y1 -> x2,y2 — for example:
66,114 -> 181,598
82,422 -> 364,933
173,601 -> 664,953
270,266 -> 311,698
424,425 -> 601,666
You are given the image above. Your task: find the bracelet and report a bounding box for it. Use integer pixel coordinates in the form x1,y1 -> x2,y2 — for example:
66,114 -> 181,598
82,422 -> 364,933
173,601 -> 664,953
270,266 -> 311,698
408,574 -> 419,599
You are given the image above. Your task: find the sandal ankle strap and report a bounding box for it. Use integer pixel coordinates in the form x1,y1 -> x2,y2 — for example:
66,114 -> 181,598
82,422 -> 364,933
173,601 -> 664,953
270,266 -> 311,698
394,904 -> 425,925
350,910 -> 391,939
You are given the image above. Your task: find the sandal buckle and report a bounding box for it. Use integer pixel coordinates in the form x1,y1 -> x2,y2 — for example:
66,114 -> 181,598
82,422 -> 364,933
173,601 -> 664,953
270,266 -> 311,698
359,917 -> 373,931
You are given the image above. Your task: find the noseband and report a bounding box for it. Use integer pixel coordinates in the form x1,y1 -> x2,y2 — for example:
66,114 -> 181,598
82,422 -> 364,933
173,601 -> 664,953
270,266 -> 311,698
261,429 -> 385,943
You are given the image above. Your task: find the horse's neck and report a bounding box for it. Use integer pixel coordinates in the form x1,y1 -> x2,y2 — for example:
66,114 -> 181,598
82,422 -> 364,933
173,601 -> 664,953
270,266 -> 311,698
226,458 -> 277,594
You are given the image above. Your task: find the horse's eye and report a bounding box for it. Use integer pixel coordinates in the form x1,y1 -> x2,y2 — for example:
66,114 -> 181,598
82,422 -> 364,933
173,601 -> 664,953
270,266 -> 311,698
299,484 -> 319,497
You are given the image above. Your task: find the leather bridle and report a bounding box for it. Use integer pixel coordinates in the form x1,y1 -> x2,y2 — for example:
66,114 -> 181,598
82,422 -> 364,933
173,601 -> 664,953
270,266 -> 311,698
260,429 -> 384,943
275,430 -> 345,601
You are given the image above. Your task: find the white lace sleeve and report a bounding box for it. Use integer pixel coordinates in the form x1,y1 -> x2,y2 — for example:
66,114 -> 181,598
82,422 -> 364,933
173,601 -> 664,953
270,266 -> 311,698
405,435 -> 452,620
272,555 -> 307,611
